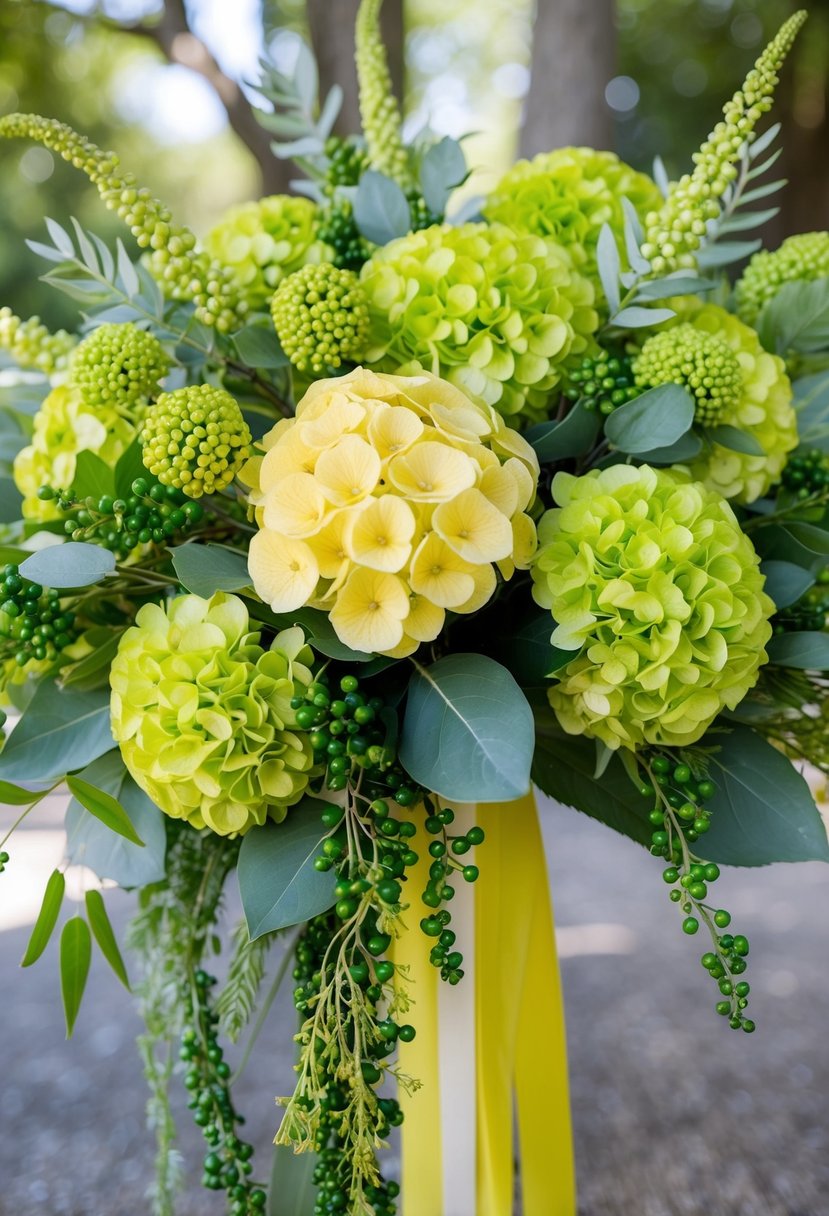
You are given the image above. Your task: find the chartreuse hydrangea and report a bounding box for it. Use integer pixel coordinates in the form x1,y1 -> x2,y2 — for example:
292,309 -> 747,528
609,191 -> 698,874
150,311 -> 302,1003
110,592 -> 316,835
360,223 -> 598,423
633,302 -> 797,503
0,307 -> 76,374
246,367 -> 539,657
69,322 -> 169,412
484,148 -> 663,283
641,11 -> 806,275
204,196 -> 330,310
141,384 -> 251,499
271,263 -> 370,375
13,385 -> 136,521
0,114 -> 246,332
734,231 -> 829,326
532,465 -> 773,750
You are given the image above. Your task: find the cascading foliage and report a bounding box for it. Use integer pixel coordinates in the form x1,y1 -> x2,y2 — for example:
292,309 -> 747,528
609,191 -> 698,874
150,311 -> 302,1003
2,5 -> 828,1216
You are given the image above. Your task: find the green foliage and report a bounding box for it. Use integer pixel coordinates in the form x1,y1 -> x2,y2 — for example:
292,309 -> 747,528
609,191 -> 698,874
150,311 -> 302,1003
400,653 -> 534,801
66,773 -> 145,847
759,277 -> 829,356
0,681 -> 113,783
237,798 -> 336,940
604,383 -> 695,454
793,371 -> 829,450
704,726 -> 829,865
60,915 -> 92,1038
353,170 -> 411,245
267,1143 -> 317,1216
760,561 -> 815,609
19,541 -> 116,588
524,400 -> 600,462
170,543 -> 251,597
767,631 -> 829,670
21,868 -> 65,968
85,889 -> 130,990
216,920 -> 275,1043
419,136 -> 467,216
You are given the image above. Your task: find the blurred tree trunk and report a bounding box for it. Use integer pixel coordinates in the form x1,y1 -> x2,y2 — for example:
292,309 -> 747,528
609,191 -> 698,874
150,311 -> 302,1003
521,0 -> 615,156
307,0 -> 405,136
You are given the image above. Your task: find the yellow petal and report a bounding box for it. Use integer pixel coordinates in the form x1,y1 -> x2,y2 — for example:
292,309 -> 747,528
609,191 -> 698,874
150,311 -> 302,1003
409,532 -> 476,608
248,530 -> 319,611
405,594 -> 445,641
330,568 -> 410,654
479,463 -> 520,517
262,472 -> 328,537
432,487 -> 514,564
453,561 -> 497,614
345,496 -> 416,572
260,426 -> 319,488
383,633 -> 421,659
511,511 -> 538,569
388,440 -> 477,502
366,402 -> 424,460
314,434 -> 381,506
299,394 -> 367,449
310,510 -> 354,578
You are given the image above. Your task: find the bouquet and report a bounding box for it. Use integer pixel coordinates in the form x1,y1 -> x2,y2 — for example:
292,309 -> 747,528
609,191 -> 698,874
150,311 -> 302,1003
1,4 -> 828,1213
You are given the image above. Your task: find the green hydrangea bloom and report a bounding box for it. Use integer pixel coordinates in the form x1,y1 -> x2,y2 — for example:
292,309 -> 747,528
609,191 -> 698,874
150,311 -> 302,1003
271,262 -> 370,375
734,231 -> 829,326
632,323 -> 743,426
0,307 -> 76,374
13,385 -> 136,521
204,196 -> 331,309
69,322 -> 169,412
484,147 -> 663,285
639,302 -> 797,503
110,592 -> 317,835
532,464 -> 773,750
360,222 -> 599,423
141,384 -> 251,499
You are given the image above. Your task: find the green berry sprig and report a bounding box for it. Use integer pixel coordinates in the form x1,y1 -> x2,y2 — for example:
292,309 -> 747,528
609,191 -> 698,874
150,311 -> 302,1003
643,755 -> 754,1032
0,850 -> 9,873
0,564 -> 78,667
772,568 -> 829,635
39,477 -> 204,558
418,805 -> 484,984
324,136 -> 370,191
180,969 -> 266,1214
781,449 -> 829,498
566,350 -> 640,415
316,199 -> 373,272
407,191 -> 441,232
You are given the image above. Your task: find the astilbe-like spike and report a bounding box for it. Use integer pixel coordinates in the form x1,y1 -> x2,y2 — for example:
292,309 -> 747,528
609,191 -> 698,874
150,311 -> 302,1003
355,0 -> 411,188
641,10 -> 807,275
0,114 -> 247,333
0,306 -> 77,374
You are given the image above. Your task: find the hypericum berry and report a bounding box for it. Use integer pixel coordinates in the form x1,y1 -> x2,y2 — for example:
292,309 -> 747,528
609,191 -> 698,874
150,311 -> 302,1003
271,262 -> 369,375
315,198 -> 373,271
566,350 -> 639,415
781,448 -> 829,497
141,384 -> 251,498
633,324 -> 743,426
324,135 -> 370,190
69,322 -> 169,411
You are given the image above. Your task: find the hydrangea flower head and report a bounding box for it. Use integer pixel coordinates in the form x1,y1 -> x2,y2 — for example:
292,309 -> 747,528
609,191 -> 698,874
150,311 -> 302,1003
110,592 -> 317,835
484,147 -> 663,284
247,368 -> 539,657
532,464 -> 773,750
359,222 -> 599,423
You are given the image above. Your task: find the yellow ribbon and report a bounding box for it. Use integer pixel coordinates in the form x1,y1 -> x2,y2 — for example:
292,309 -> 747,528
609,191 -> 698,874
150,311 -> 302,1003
396,790 -> 575,1215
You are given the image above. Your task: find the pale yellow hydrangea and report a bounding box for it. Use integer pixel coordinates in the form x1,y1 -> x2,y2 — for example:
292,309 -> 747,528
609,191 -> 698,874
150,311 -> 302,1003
247,368 -> 539,657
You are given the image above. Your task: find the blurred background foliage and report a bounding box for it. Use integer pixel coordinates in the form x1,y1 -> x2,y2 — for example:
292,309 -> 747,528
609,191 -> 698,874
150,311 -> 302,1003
0,0 -> 826,327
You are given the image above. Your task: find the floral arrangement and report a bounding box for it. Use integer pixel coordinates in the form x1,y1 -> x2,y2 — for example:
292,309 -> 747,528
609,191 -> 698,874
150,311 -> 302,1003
1,5 -> 828,1214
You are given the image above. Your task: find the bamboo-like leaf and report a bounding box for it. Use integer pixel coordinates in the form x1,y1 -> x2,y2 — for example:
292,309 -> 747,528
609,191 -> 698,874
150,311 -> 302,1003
21,869 -> 65,967
85,889 -> 130,989
60,916 -> 92,1037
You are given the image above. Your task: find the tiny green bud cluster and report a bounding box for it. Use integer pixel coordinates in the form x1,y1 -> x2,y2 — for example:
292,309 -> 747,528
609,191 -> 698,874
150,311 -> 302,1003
0,306 -> 76,374
0,563 -> 78,668
141,385 -> 251,499
633,323 -> 744,426
355,0 -> 411,188
734,231 -> 829,326
271,263 -> 370,375
640,11 -> 806,274
69,322 -> 169,411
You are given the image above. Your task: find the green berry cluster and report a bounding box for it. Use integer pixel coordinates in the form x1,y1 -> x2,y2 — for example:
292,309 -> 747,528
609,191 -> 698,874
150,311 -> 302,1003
640,11 -> 806,275
0,850 -> 9,873
419,807 -> 483,984
40,477 -> 204,557
315,199 -> 373,271
180,969 -> 266,1214
69,323 -> 169,412
0,114 -> 247,332
567,350 -> 640,415
772,568 -> 829,634
633,324 -> 743,426
781,449 -> 829,498
645,755 -> 754,1032
408,191 -> 442,231
292,914 -> 402,1216
0,306 -> 76,374
271,263 -> 370,376
735,231 -> 829,326
355,0 -> 412,189
0,564 -> 77,667
324,136 -> 370,191
141,384 -> 251,499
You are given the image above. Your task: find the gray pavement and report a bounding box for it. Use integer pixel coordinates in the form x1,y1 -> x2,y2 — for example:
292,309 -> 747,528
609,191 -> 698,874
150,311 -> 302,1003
1,798 -> 828,1216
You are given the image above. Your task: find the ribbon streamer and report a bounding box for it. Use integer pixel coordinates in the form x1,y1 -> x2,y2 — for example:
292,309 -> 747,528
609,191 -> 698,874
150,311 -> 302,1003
396,790 -> 575,1215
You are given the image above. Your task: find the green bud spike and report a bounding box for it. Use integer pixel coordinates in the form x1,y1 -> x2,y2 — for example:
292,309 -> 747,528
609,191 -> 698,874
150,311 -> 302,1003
355,0 -> 412,188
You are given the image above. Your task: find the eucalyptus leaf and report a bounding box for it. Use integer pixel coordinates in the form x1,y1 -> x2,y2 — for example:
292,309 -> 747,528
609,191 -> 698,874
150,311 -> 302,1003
705,425 -> 765,456
419,136 -> 467,216
21,869 -> 65,967
232,325 -> 288,369
60,916 -> 92,1038
611,305 -> 675,328
237,798 -> 336,939
0,682 -> 113,782
0,477 -> 23,523
634,275 -> 715,300
19,541 -> 116,589
596,224 -> 621,314
704,726 -> 829,865
171,543 -> 251,597
760,560 -> 814,609
353,171 -> 410,246
696,240 -> 761,269
604,384 -> 695,454
66,763 -> 167,889
767,631 -> 829,670
718,206 -> 780,235
268,1143 -> 317,1216
793,371 -> 829,449
400,654 -> 534,801
638,430 -> 703,464
748,122 -> 781,160
524,400 -> 600,462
